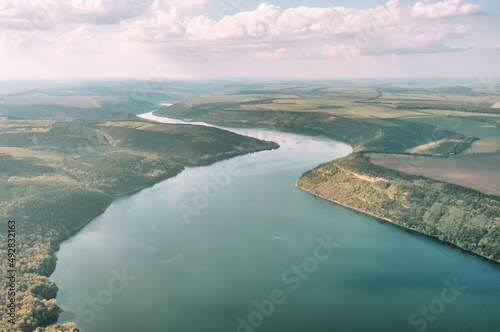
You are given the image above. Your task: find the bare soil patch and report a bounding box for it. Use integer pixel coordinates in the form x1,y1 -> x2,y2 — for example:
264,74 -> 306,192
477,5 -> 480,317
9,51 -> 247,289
369,153 -> 500,196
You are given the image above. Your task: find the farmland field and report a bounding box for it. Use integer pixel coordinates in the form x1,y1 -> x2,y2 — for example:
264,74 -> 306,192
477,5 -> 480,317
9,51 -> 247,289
155,82 -> 500,198
400,116 -> 500,138
1,94 -> 102,108
369,152 -> 500,196
464,136 -> 500,154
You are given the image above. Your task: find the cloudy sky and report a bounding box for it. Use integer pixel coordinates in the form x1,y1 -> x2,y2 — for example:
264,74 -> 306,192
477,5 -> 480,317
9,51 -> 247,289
0,0 -> 498,79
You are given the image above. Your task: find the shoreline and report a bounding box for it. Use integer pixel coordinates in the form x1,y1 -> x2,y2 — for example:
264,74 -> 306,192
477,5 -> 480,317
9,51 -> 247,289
69,204 -> 111,233
66,168 -> 186,235
152,111 -> 500,266
63,138 -> 279,237
47,121 -> 281,329
296,184 -> 500,266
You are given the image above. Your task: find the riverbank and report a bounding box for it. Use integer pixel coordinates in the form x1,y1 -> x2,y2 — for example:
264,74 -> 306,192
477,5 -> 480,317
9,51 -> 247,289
152,106 -> 500,263
0,118 -> 279,331
51,114 -> 500,332
296,153 -> 500,263
297,186 -> 500,265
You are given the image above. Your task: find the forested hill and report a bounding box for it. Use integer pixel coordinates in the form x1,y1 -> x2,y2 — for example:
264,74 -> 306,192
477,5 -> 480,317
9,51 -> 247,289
297,153 -> 500,262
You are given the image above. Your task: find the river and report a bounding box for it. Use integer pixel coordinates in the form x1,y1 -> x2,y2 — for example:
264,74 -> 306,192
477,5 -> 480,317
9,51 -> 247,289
50,112 -> 500,332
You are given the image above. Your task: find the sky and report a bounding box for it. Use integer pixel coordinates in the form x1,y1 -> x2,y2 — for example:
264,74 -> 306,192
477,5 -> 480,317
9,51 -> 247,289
0,0 -> 499,79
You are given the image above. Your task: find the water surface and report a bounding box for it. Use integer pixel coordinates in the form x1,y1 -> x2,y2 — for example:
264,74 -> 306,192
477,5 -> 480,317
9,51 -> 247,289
51,113 -> 500,332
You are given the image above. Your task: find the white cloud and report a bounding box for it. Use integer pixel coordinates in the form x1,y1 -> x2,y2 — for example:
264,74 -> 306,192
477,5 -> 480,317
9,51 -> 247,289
0,0 -> 494,79
412,0 -> 482,19
256,47 -> 286,60
0,0 -> 156,29
56,24 -> 105,54
318,44 -> 361,58
121,0 -> 480,60
164,0 -> 212,10
125,9 -> 185,41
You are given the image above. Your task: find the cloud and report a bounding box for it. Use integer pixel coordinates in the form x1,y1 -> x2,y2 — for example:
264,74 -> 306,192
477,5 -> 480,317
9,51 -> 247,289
72,0 -> 156,24
371,45 -> 472,55
412,0 -> 482,19
125,9 -> 185,41
0,0 -> 156,29
316,44 -> 361,58
361,22 -> 471,56
256,47 -> 286,60
0,0 -> 488,73
56,25 -> 105,54
121,0 -> 481,60
164,0 -> 212,10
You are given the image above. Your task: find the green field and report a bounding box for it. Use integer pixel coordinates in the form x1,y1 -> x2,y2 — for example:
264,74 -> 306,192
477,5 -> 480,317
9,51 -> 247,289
157,81 -> 500,155
401,116 -> 500,138
155,81 -> 500,157
464,136 -> 500,154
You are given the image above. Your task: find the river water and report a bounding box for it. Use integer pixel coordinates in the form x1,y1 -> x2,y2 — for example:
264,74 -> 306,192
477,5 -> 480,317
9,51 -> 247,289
50,112 -> 500,332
